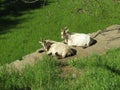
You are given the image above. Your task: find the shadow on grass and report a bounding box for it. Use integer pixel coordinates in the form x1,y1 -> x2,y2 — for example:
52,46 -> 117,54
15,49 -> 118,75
105,65 -> 120,76
0,0 -> 49,35
97,60 -> 120,76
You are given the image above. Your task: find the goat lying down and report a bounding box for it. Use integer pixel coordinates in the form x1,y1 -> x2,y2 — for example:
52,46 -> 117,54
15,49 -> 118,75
61,27 -> 96,48
39,40 -> 76,59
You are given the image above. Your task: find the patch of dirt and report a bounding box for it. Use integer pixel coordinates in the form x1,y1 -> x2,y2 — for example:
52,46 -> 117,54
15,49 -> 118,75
0,25 -> 120,77
113,0 -> 120,2
59,66 -> 82,79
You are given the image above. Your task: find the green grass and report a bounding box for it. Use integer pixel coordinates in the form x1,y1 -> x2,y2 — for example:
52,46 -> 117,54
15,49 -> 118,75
0,57 -> 60,90
68,48 -> 120,90
0,0 -> 120,65
0,48 -> 120,90
0,0 -> 120,90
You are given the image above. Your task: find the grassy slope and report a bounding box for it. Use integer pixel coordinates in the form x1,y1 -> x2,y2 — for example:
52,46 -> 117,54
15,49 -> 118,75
68,48 -> 120,90
0,1 -> 120,89
0,0 -> 120,65
0,48 -> 120,90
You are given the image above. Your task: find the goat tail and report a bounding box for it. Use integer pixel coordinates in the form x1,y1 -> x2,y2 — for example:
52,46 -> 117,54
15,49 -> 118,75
90,27 -> 120,38
90,30 -> 102,38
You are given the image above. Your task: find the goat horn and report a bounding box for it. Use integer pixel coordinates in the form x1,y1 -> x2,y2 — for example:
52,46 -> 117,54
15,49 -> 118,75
40,38 -> 44,42
64,26 -> 68,30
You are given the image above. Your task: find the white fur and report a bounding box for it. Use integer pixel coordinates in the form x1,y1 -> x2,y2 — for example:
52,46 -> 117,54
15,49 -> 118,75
61,28 -> 93,47
47,42 -> 72,58
40,40 -> 73,58
67,33 -> 91,47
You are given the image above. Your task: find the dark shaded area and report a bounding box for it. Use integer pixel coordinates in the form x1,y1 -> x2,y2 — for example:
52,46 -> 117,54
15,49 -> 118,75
55,48 -> 77,59
98,62 -> 120,76
38,48 -> 45,53
90,38 -> 97,46
0,77 -> 30,90
0,0 -> 49,35
105,65 -> 120,76
70,48 -> 77,56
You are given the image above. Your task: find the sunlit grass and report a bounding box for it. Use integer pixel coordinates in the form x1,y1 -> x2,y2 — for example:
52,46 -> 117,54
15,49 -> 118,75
68,48 -> 120,90
0,0 -> 120,65
0,0 -> 120,89
0,48 -> 120,90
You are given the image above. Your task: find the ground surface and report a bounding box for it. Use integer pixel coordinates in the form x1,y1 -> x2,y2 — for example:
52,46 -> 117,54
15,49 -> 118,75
61,24 -> 120,62
1,25 -> 120,75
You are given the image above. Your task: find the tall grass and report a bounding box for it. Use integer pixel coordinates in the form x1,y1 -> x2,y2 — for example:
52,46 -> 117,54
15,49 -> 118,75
0,0 -> 120,89
0,48 -> 120,90
0,57 -> 60,90
0,0 -> 120,65
68,48 -> 120,90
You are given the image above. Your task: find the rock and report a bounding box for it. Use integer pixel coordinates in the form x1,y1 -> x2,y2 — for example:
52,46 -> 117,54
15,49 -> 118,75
106,24 -> 120,30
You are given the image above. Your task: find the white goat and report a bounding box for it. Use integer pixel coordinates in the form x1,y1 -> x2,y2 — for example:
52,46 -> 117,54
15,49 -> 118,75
39,40 -> 75,59
61,27 -> 96,48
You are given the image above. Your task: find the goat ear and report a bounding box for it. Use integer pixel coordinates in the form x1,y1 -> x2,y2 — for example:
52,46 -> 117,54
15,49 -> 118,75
42,38 -> 45,42
61,26 -> 68,31
66,29 -> 69,33
64,26 -> 68,30
43,40 -> 47,44
61,26 -> 68,34
39,38 -> 45,43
